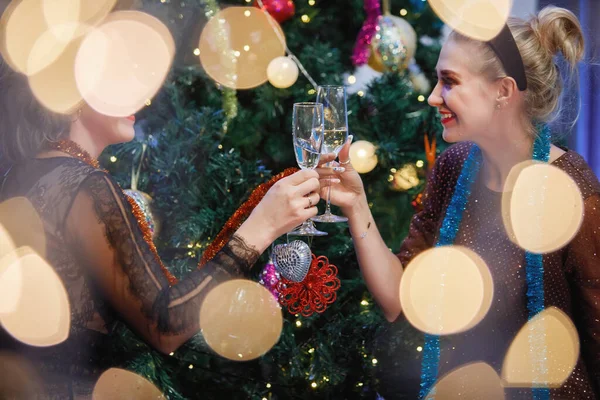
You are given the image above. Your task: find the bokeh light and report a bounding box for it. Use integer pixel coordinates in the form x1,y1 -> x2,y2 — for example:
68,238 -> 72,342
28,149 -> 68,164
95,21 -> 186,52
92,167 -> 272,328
0,0 -> 117,77
28,36 -> 86,114
425,362 -> 504,400
428,0 -> 512,41
400,246 -> 493,335
93,368 -> 165,399
0,197 -> 46,259
199,279 -> 283,361
0,0 -> 53,74
502,161 -> 583,254
502,307 -> 579,388
0,247 -> 70,347
198,7 -> 286,89
75,11 -> 175,117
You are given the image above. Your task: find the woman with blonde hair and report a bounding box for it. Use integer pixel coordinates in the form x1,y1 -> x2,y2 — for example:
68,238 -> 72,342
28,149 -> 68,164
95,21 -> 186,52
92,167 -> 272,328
319,6 -> 599,399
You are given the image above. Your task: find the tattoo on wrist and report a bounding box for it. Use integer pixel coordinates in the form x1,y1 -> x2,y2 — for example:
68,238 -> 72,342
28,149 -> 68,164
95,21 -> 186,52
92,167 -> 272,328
359,221 -> 372,239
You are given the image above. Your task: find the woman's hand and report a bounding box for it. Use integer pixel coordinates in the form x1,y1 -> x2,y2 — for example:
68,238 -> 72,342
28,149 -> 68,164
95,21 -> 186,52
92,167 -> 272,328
316,136 -> 366,215
240,169 -> 321,248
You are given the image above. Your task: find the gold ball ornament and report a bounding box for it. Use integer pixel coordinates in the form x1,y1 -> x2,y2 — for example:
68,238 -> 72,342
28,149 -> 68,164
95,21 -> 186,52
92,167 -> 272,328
123,190 -> 160,240
266,56 -> 299,88
391,163 -> 420,191
350,140 -> 378,174
368,15 -> 417,73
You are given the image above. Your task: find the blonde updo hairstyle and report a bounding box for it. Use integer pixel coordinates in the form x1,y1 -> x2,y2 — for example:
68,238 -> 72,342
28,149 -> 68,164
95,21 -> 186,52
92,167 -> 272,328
450,6 -> 585,136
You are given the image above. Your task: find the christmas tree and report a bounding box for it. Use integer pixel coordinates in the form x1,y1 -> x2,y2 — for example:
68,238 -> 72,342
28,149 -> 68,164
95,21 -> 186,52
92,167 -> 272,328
101,0 -> 445,398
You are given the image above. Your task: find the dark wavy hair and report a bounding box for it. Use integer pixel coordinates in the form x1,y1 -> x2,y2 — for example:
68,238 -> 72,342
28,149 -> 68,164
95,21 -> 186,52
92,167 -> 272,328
0,55 -> 71,165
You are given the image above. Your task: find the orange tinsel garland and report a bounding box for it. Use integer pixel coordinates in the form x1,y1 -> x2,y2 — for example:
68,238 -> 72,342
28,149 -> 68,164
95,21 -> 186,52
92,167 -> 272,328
198,167 -> 298,267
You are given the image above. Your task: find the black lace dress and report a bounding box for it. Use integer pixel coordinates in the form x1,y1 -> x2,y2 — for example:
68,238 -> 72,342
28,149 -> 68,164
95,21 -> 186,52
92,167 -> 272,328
0,157 -> 261,399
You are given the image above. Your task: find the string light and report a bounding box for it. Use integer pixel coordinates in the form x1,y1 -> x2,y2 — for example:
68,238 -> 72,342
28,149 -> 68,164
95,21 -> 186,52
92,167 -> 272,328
390,168 -> 397,173
311,382 -> 317,388
110,156 -> 117,163
169,352 -> 174,356
218,144 -> 223,149
308,89 -> 316,95
308,348 -> 315,353
357,90 -> 365,97
400,8 -> 408,16
357,382 -> 364,387
360,300 -> 369,306
308,0 -> 315,4
193,48 -> 200,55
323,377 -> 329,382
243,45 -> 250,51
418,95 -> 425,102
145,99 -> 152,106
388,175 -> 394,182
372,358 -> 378,365
188,364 -> 194,369
417,346 -> 423,352
301,15 -> 311,23
266,383 -> 272,388
416,160 -> 425,168
244,10 -> 251,17
347,75 -> 357,84
296,320 -> 302,327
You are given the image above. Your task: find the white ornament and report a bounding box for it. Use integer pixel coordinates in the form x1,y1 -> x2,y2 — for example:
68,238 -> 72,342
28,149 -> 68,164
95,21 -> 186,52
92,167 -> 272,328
349,140 -> 378,174
344,64 -> 383,95
267,56 -> 299,89
408,61 -> 431,94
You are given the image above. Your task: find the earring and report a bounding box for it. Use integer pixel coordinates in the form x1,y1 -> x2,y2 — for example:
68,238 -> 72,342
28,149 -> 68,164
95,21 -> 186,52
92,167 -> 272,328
495,102 -> 501,110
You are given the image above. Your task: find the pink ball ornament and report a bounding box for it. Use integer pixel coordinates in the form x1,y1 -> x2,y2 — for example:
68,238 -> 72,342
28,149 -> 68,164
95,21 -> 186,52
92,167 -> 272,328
259,261 -> 281,300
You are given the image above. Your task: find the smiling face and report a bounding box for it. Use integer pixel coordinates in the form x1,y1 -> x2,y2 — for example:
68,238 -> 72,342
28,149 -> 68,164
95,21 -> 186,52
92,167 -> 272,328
428,38 -> 501,144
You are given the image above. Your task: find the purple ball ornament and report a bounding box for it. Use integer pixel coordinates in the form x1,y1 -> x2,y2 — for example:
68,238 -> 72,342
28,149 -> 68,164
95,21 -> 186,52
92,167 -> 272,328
259,260 -> 282,301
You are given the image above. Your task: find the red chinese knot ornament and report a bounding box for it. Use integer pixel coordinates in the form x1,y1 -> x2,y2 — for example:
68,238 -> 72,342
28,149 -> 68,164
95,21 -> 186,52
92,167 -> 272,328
278,254 -> 341,317
255,0 -> 295,24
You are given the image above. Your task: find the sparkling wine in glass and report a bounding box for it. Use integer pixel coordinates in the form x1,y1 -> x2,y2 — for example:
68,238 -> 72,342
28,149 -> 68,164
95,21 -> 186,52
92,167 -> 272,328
311,85 -> 349,223
288,102 -> 328,237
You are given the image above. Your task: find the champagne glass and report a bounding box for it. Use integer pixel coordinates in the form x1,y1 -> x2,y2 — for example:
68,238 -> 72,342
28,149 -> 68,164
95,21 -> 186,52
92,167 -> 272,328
311,85 -> 349,223
288,102 -> 328,237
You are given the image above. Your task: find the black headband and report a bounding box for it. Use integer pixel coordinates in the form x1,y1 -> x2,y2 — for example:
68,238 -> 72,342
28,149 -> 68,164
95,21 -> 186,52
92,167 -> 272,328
487,25 -> 528,91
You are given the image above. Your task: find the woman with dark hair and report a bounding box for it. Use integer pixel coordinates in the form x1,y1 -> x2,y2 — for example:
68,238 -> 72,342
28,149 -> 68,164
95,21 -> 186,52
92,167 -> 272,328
319,6 -> 599,399
0,55 -> 322,397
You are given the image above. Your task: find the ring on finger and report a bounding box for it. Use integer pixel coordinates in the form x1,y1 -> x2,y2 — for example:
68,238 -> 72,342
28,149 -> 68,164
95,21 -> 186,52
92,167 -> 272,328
308,196 -> 313,208
339,159 -> 351,165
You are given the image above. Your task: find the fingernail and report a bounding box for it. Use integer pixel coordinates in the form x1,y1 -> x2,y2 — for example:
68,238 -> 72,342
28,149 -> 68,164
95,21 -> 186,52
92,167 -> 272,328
348,135 -> 354,143
331,179 -> 341,184
333,167 -> 345,173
